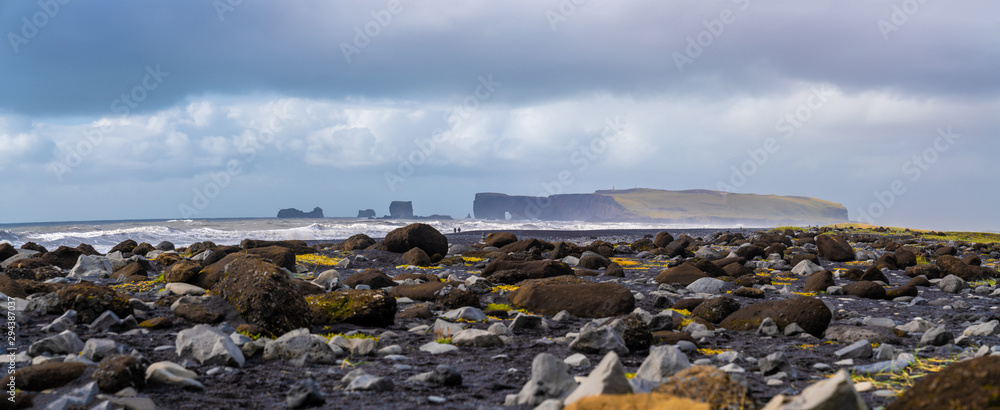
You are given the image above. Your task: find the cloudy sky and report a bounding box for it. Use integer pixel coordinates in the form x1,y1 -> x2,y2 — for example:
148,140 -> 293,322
1,1 -> 997,230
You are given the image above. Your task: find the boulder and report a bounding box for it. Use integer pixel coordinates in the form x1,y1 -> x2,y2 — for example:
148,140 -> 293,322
145,361 -> 204,390
339,234 -> 376,251
887,356 -> 1000,410
578,252 -> 612,270
452,329 -> 504,347
691,297 -> 741,324
570,324 -> 629,355
343,269 -> 397,289
655,262 -> 709,286
719,296 -> 832,338
242,246 -> 296,270
936,255 -> 980,281
485,232 -> 518,248
402,247 -> 432,266
508,276 -> 634,318
482,259 -> 574,284
654,366 -> 757,410
307,289 -> 396,327
763,369 -> 865,410
0,274 -> 27,298
378,223 -> 448,257
652,231 -> 674,248
635,345 -> 690,382
176,324 -> 246,367
859,265 -> 889,284
563,351 -> 631,406
894,248 -> 917,268
68,255 -> 113,280
0,243 -> 17,262
803,271 -> 835,292
174,303 -> 224,324
905,264 -> 941,279
1,362 -> 86,391
263,329 -> 339,364
213,254 -> 311,335
816,235 -> 855,262
57,282 -> 133,324
109,240 -> 138,255
94,355 -> 146,393
842,281 -> 887,300
166,259 -> 202,283
515,353 -> 578,406
565,394 -> 709,410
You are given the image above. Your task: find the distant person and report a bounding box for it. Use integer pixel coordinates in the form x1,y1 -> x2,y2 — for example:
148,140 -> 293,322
457,227 -> 461,233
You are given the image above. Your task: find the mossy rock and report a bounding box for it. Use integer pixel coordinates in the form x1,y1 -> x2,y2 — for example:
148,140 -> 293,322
307,289 -> 396,328
56,283 -> 133,324
214,254 -> 311,335
888,356 -> 1000,410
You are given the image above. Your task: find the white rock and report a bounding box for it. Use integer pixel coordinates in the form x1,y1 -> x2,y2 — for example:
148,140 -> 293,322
69,254 -> 113,280
419,342 -> 459,354
146,361 -> 204,390
176,324 -> 245,367
563,351 -> 632,406
761,369 -> 866,410
452,329 -> 504,347
165,282 -> 206,296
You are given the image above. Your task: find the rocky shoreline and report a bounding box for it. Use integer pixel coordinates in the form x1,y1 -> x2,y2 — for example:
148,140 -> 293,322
2,225 -> 1000,409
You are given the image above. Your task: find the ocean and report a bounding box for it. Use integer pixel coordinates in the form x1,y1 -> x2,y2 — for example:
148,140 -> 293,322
0,218 -> 725,253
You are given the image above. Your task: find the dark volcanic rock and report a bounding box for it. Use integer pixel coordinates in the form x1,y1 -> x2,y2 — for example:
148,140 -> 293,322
653,231 -> 674,248
605,262 -> 625,277
935,254 -> 981,281
214,254 -> 311,335
402,247 -> 432,266
816,234 -> 855,262
893,248 -> 917,268
378,223 -> 448,257
499,238 -> 551,253
655,262 -> 709,286
860,265 -> 889,284
1,362 -> 86,391
0,243 -> 17,262
94,355 -> 146,392
166,260 -> 202,283
508,276 -> 634,318
485,232 -> 518,248
241,246 -> 296,270
803,270 -> 835,292
389,201 -> 414,218
277,207 -> 324,218
842,281 -> 886,300
20,242 -> 47,253
0,274 -> 28,299
719,296 -> 832,338
344,269 -> 397,289
57,282 -> 133,324
241,239 -> 315,255
691,297 -> 741,324
339,234 -> 376,251
906,264 -> 941,279
482,260 -> 573,284
307,289 -> 396,327
109,239 -> 138,255
888,356 -> 1000,410
175,304 -> 225,324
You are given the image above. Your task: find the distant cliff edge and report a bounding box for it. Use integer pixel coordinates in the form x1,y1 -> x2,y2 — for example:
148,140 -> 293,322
473,188 -> 848,226
277,207 -> 324,218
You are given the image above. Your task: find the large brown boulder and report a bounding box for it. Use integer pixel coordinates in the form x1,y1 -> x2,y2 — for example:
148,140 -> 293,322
388,281 -> 479,309
842,281 -> 887,300
402,247 -> 432,267
816,234 -> 855,262
719,296 -> 832,338
378,223 -> 448,257
166,260 -> 202,283
499,238 -> 551,253
57,283 -> 133,323
485,232 -> 518,248
0,243 -> 17,262
240,239 -> 315,255
803,270 -> 834,292
344,269 -> 397,289
888,356 -> 1000,410
652,231 -> 674,248
655,263 -> 708,286
482,260 -> 574,284
307,289 -> 396,327
691,297 -> 741,324
893,248 -> 917,268
242,246 -> 296,270
1,362 -> 86,391
0,274 -> 28,298
213,254 -> 311,335
109,240 -> 138,255
93,355 -> 146,393
859,265 -> 889,284
338,234 -> 376,251
189,253 -> 240,289
905,264 -> 941,279
936,254 -> 981,281
507,276 -> 634,318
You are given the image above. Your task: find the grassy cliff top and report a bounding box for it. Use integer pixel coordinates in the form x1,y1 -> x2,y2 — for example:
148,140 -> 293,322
595,188 -> 847,223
